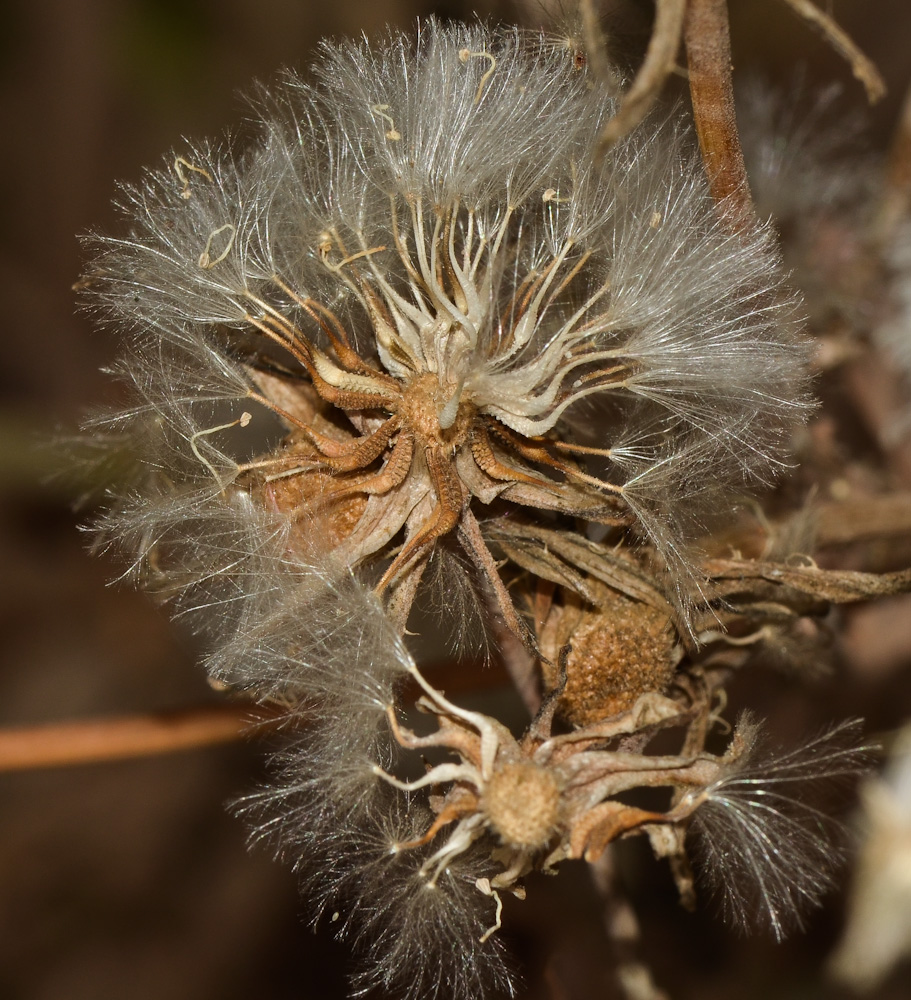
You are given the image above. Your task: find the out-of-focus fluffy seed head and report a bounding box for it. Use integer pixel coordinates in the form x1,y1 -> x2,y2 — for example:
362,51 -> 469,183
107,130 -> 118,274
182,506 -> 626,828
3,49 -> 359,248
739,79 -> 867,300
83,19 -> 811,633
685,716 -> 874,941
242,744 -> 516,1000
739,79 -> 911,436
738,79 -> 873,226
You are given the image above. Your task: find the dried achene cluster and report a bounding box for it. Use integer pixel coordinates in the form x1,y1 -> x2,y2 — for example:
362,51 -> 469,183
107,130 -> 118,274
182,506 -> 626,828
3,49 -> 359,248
77,19 -> 864,1000
84,21 -> 809,644
536,565 -> 679,724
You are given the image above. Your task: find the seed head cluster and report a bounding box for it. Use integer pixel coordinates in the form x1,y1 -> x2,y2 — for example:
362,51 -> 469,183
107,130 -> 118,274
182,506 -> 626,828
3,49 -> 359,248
76,20 -> 866,1000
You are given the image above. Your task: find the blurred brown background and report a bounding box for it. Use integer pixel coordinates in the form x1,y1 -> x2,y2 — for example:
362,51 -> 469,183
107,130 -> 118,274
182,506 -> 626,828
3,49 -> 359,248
1,2 -> 910,998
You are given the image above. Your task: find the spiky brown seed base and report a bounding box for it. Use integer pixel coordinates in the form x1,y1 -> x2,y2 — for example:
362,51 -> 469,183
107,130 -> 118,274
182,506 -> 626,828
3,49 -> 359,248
482,761 -> 562,849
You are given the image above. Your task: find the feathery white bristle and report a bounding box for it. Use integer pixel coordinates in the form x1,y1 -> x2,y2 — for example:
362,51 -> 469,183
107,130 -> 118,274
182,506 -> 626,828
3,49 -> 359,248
688,716 -> 874,941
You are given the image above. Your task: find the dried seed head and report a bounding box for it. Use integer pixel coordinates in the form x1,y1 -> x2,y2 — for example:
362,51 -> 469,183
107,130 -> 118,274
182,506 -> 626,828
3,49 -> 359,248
482,761 -> 562,849
540,579 -> 679,726
83,19 -> 811,640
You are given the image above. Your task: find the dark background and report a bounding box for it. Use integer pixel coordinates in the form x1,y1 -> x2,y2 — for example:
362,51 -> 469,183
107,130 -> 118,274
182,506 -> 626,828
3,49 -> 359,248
1,2 -> 910,998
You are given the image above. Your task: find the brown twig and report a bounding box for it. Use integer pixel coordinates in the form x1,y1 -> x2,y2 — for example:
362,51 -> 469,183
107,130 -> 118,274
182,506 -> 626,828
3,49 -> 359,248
590,849 -> 670,1000
815,493 -> 911,547
0,703 -> 257,773
578,0 -> 623,93
683,0 -> 756,232
595,0 -> 686,154
0,656 -> 516,774
876,78 -> 911,241
780,0 -> 886,105
491,617 -> 542,718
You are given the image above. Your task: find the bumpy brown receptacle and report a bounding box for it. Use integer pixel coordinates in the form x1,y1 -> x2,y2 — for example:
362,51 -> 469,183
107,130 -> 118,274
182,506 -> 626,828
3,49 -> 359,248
538,578 -> 680,727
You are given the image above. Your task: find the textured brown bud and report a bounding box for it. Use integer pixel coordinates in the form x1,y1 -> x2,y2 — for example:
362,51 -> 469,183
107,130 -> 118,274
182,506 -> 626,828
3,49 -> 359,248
540,579 -> 679,727
482,761 -> 562,849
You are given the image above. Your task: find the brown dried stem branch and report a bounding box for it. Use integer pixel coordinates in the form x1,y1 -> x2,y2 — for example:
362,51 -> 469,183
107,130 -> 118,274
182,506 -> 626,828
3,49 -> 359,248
0,657 -> 515,774
578,0 -> 622,93
683,0 -> 756,231
780,0 -> 886,104
815,492 -> 911,547
0,703 -> 258,772
595,0 -> 686,153
876,77 -> 911,240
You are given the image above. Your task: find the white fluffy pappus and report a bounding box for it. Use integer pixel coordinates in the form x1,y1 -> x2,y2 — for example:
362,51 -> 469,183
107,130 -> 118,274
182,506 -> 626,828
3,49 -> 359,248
82,19 -> 812,631
251,785 -> 516,1000
234,586 -> 516,1000
684,715 -> 875,941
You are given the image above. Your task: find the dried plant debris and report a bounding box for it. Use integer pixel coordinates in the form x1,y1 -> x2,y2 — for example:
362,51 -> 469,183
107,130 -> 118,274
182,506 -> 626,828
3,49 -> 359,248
831,724 -> 911,991
72,14 -> 911,1000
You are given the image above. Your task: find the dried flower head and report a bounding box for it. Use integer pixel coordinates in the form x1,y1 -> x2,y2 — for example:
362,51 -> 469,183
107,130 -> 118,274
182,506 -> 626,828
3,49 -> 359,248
83,20 -> 809,643
75,18 -> 841,1000
238,567 -> 871,999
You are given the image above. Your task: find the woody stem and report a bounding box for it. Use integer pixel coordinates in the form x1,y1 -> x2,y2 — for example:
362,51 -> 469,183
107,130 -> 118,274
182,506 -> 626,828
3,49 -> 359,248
683,0 -> 756,232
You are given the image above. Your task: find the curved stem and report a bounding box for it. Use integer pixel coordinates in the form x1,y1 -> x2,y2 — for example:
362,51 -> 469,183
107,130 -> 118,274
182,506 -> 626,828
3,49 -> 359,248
596,0 -> 686,154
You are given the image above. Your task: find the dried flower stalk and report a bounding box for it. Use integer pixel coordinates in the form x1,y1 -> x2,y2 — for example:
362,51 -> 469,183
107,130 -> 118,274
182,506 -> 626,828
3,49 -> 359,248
595,0 -> 686,154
